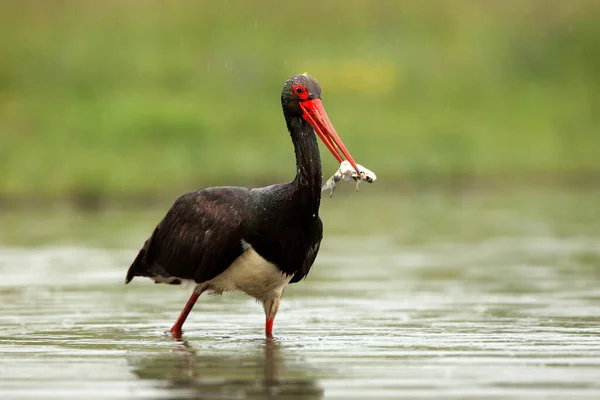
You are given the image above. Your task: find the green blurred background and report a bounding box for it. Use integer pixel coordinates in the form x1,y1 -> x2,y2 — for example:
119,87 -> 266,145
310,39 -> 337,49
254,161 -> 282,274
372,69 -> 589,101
1,0 -> 599,208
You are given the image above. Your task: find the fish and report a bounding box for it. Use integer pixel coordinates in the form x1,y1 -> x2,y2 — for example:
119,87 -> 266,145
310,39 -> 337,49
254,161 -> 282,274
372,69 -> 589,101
322,160 -> 377,198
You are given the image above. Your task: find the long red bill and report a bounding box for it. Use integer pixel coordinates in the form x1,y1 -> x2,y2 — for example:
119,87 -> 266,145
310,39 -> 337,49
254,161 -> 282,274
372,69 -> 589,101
299,99 -> 359,173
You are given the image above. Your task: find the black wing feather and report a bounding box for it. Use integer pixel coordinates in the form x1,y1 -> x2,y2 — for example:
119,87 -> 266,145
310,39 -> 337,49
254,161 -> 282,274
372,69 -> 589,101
126,187 -> 250,285
289,239 -> 321,283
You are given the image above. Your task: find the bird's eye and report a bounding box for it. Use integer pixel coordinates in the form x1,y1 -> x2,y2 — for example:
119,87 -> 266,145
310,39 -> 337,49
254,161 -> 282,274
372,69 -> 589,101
292,84 -> 309,100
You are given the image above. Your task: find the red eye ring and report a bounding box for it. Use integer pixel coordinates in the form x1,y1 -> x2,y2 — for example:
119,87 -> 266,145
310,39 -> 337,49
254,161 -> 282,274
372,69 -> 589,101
292,84 -> 309,100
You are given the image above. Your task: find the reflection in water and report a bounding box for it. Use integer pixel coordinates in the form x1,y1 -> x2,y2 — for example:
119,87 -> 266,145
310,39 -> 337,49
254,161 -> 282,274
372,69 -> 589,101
2,191 -> 600,398
128,338 -> 324,400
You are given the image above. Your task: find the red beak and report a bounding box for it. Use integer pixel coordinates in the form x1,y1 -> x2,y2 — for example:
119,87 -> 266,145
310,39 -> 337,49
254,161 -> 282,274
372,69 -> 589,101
299,99 -> 359,173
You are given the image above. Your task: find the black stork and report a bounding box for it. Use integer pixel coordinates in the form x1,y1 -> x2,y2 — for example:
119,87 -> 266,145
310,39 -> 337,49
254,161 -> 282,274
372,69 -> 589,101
125,74 -> 359,338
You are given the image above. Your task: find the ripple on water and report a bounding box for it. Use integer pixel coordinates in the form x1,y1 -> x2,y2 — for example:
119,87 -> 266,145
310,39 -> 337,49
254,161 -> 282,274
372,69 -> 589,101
1,195 -> 600,398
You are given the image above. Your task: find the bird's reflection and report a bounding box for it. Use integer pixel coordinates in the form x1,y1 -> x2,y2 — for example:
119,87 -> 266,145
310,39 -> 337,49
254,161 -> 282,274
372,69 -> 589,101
128,336 -> 323,400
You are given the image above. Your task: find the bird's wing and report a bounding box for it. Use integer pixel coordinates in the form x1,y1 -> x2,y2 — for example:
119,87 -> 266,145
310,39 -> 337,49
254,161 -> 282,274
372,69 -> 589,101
126,187 -> 249,284
289,222 -> 322,284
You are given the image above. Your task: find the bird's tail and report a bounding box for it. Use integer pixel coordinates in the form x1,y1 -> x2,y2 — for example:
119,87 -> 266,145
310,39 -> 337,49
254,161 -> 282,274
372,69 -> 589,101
125,247 -> 147,284
124,228 -> 157,284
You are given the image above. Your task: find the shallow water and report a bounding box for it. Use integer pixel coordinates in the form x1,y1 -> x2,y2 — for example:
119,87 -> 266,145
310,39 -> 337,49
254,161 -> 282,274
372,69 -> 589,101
1,189 -> 600,399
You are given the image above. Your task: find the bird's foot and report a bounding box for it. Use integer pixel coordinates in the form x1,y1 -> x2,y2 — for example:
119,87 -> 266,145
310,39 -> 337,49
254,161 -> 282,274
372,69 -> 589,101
265,318 -> 274,338
170,326 -> 183,341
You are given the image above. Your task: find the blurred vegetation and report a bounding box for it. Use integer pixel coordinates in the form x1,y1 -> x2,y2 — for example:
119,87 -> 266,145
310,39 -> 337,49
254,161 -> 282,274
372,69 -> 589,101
0,0 -> 599,205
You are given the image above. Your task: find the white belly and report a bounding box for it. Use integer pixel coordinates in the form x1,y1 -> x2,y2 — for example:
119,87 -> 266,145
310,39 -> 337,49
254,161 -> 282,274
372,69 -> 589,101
203,246 -> 291,303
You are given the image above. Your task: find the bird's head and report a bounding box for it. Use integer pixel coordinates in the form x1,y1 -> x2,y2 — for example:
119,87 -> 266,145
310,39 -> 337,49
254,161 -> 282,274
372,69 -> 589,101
281,74 -> 359,173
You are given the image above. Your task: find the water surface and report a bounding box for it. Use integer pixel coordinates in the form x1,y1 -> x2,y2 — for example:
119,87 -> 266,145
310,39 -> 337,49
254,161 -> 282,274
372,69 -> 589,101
1,189 -> 600,398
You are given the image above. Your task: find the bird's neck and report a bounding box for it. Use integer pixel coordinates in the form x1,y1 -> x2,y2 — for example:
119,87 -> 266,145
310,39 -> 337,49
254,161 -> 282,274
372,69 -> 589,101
287,116 -> 323,204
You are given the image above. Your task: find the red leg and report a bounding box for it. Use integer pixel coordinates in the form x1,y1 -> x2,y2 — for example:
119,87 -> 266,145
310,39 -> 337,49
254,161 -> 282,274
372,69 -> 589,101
263,296 -> 281,338
170,292 -> 200,337
265,318 -> 274,338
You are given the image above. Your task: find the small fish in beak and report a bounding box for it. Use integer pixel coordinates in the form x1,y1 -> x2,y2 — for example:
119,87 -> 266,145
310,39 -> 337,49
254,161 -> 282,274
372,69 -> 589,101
322,161 -> 377,198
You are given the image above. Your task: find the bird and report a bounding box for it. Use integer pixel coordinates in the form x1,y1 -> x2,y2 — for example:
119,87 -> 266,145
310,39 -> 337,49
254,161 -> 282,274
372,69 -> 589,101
125,74 -> 359,338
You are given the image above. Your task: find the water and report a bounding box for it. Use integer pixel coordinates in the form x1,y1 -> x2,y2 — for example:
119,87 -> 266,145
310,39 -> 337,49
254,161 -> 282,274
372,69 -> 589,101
1,189 -> 600,399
